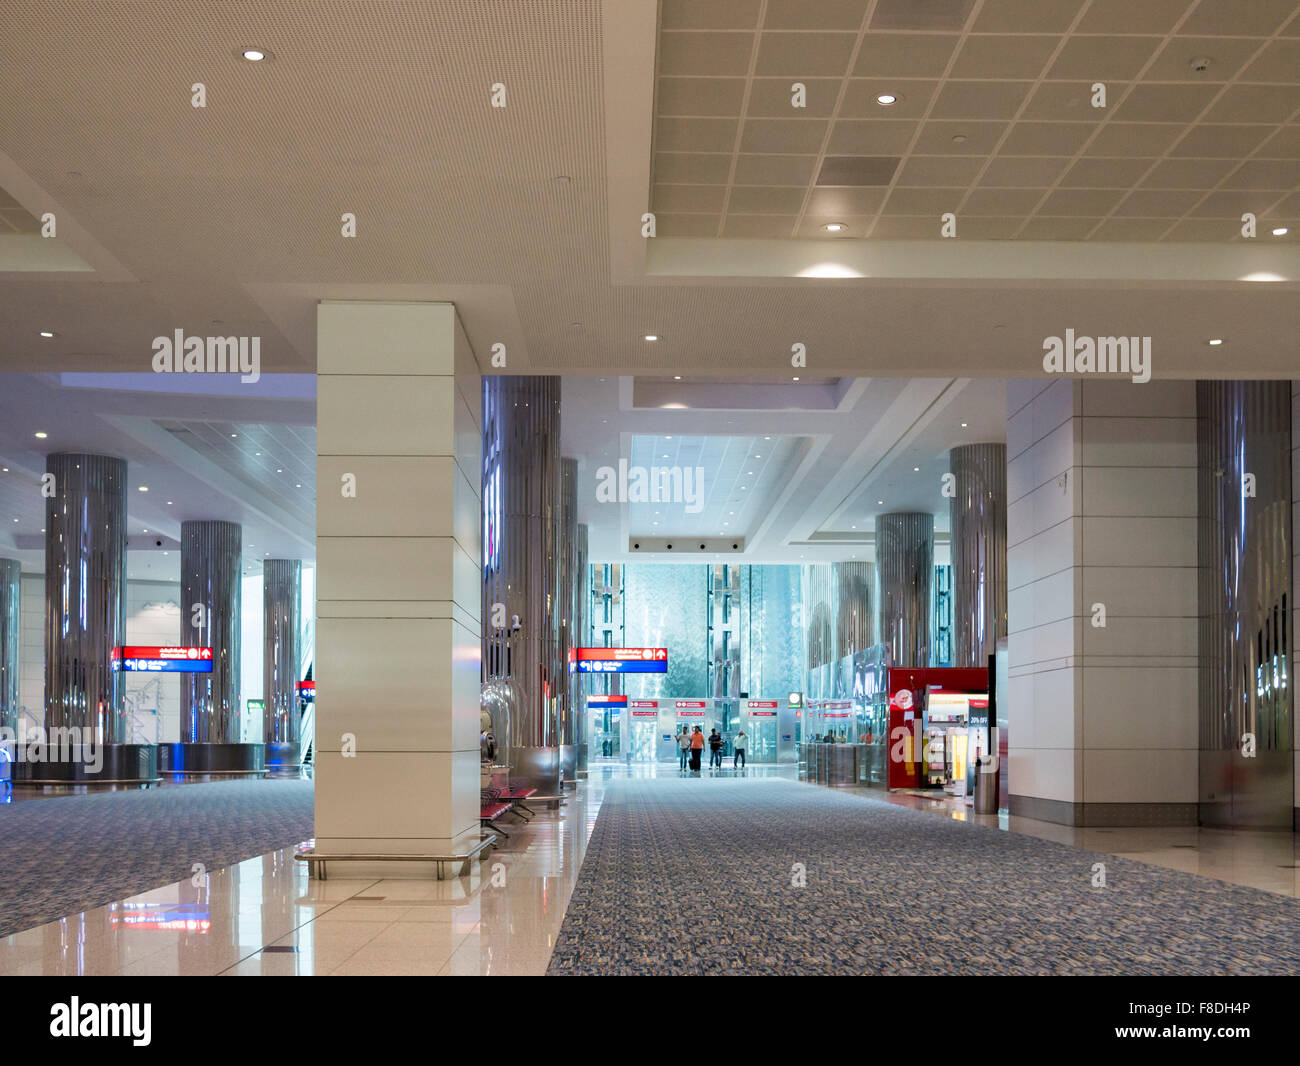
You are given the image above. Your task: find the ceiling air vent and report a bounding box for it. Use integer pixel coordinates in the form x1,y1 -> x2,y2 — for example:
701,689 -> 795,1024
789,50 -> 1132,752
816,157 -> 900,187
870,0 -> 974,31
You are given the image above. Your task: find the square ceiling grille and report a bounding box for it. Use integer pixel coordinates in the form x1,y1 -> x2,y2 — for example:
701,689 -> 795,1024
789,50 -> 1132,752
651,0 -> 1300,241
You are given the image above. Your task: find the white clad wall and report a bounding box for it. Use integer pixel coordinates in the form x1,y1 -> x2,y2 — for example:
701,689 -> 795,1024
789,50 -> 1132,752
315,302 -> 483,855
1006,379 -> 1198,826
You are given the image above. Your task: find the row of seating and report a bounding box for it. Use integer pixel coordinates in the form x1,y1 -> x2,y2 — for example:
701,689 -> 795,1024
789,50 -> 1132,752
479,784 -> 539,838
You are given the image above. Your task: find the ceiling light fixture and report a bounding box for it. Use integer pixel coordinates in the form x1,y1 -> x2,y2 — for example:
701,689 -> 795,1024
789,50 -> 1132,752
960,422 -> 968,427
645,334 -> 659,342
33,432 -> 47,439
1272,227 -> 1289,236
822,222 -> 846,233
138,486 -> 148,492
1208,338 -> 1223,346
240,47 -> 268,61
876,93 -> 898,105
39,331 -> 55,338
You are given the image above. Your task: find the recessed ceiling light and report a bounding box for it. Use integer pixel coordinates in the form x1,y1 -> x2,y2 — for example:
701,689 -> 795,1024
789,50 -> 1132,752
792,376 -> 800,381
913,466 -> 920,471
38,331 -> 55,338
167,500 -> 173,505
876,93 -> 898,105
138,486 -> 148,492
960,422 -> 968,427
763,436 -> 770,440
1208,338 -> 1223,346
645,334 -> 659,342
662,454 -> 669,458
240,47 -> 268,61
277,468 -> 283,473
951,134 -> 968,144
822,222 -> 846,233
877,500 -> 883,505
553,175 -> 572,185
33,432 -> 47,439
231,433 -> 237,438
1271,227 -> 1288,236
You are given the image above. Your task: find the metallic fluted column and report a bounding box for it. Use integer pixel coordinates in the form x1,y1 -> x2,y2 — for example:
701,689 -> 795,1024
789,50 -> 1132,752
1197,381 -> 1293,828
949,443 -> 1008,669
44,453 -> 127,744
557,457 -> 578,782
574,522 -> 589,773
262,559 -> 301,765
833,561 -> 874,659
876,513 -> 934,668
179,520 -> 242,744
482,376 -> 563,790
0,559 -> 19,734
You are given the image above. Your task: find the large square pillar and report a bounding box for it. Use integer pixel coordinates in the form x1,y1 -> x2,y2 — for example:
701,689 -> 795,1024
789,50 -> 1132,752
315,302 -> 482,854
1006,379 -> 1198,827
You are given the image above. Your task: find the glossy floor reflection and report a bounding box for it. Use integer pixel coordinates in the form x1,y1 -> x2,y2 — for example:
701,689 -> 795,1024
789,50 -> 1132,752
0,762 -> 1294,975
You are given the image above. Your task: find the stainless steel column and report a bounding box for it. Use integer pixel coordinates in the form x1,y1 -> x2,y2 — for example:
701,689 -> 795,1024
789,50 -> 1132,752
833,561 -> 874,659
180,520 -> 242,743
949,443 -> 1007,668
876,512 -> 934,668
557,457 -> 578,783
262,558 -> 302,767
1198,381 -> 1293,828
0,559 -> 19,734
482,376 -> 563,791
44,454 -> 127,743
574,522 -> 589,774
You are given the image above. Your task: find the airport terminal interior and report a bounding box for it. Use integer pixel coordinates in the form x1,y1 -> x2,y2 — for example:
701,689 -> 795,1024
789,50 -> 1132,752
0,0 -> 1299,982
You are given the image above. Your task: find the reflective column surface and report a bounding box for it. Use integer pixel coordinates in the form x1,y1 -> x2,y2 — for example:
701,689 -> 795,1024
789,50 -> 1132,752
179,520 -> 243,745
262,559 -> 302,759
0,767 -> 1294,976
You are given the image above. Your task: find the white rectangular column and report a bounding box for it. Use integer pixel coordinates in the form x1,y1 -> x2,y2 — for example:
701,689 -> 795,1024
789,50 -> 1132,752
1006,378 -> 1197,826
315,302 -> 482,854
1293,381 -> 1299,832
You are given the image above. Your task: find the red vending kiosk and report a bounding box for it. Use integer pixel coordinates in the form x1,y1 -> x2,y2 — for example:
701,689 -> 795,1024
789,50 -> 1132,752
886,667 -> 988,791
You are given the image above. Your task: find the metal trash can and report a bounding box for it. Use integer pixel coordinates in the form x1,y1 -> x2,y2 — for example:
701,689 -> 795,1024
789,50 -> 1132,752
973,757 -> 997,814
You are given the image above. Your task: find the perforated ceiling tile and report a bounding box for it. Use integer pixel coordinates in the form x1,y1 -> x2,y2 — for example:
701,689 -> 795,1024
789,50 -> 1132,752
1046,37 -> 1161,81
661,0 -> 761,31
1075,0 -> 1195,36
1060,157 -> 1154,189
949,35 -> 1061,80
971,0 -> 1082,34
763,0 -> 869,31
816,156 -> 900,187
853,34 -> 960,78
870,0 -> 975,32
826,120 -> 918,155
741,119 -> 829,154
1115,83 -> 1220,123
1220,159 -> 1300,189
1140,157 -> 1239,188
732,153 -> 819,185
1180,0 -> 1298,37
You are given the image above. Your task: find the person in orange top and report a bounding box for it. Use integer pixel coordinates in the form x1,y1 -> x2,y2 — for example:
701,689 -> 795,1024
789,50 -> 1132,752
688,725 -> 704,772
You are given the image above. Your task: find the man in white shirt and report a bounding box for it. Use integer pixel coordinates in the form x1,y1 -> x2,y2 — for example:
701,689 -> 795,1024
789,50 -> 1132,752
677,728 -> 691,770
733,729 -> 747,769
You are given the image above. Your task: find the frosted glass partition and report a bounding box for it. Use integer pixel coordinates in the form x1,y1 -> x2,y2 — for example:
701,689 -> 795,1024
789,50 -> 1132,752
746,564 -> 804,702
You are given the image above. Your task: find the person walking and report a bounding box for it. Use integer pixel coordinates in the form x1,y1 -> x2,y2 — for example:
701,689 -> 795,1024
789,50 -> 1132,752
733,729 -> 747,769
708,728 -> 723,769
677,727 -> 691,770
689,725 -> 704,772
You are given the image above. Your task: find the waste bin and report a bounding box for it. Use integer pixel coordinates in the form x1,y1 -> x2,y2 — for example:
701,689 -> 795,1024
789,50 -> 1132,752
973,757 -> 997,814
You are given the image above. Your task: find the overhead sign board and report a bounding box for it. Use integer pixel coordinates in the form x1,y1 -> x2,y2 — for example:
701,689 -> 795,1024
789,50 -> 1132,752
111,646 -> 213,673
574,647 -> 668,674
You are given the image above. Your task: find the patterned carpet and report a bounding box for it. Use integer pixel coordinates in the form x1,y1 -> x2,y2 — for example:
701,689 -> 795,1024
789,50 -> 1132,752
547,777 -> 1300,975
0,779 -> 314,938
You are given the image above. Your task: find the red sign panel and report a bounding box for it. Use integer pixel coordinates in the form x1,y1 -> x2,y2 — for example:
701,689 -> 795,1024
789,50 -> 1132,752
630,710 -> 657,717
630,700 -> 659,708
749,711 -> 777,717
675,700 -> 705,708
112,646 -> 212,661
748,700 -> 778,708
575,647 -> 668,662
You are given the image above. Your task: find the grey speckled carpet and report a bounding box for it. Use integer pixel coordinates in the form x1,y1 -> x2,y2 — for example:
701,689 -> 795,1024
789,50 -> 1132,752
0,779 -> 313,938
547,777 -> 1300,976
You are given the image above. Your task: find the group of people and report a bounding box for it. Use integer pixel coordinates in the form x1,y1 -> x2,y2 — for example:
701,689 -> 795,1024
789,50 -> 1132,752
676,725 -> 747,773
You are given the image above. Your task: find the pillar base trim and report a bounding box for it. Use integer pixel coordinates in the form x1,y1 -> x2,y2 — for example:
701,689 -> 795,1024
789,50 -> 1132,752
12,743 -> 159,785
158,742 -> 265,775
1010,794 -> 1198,827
